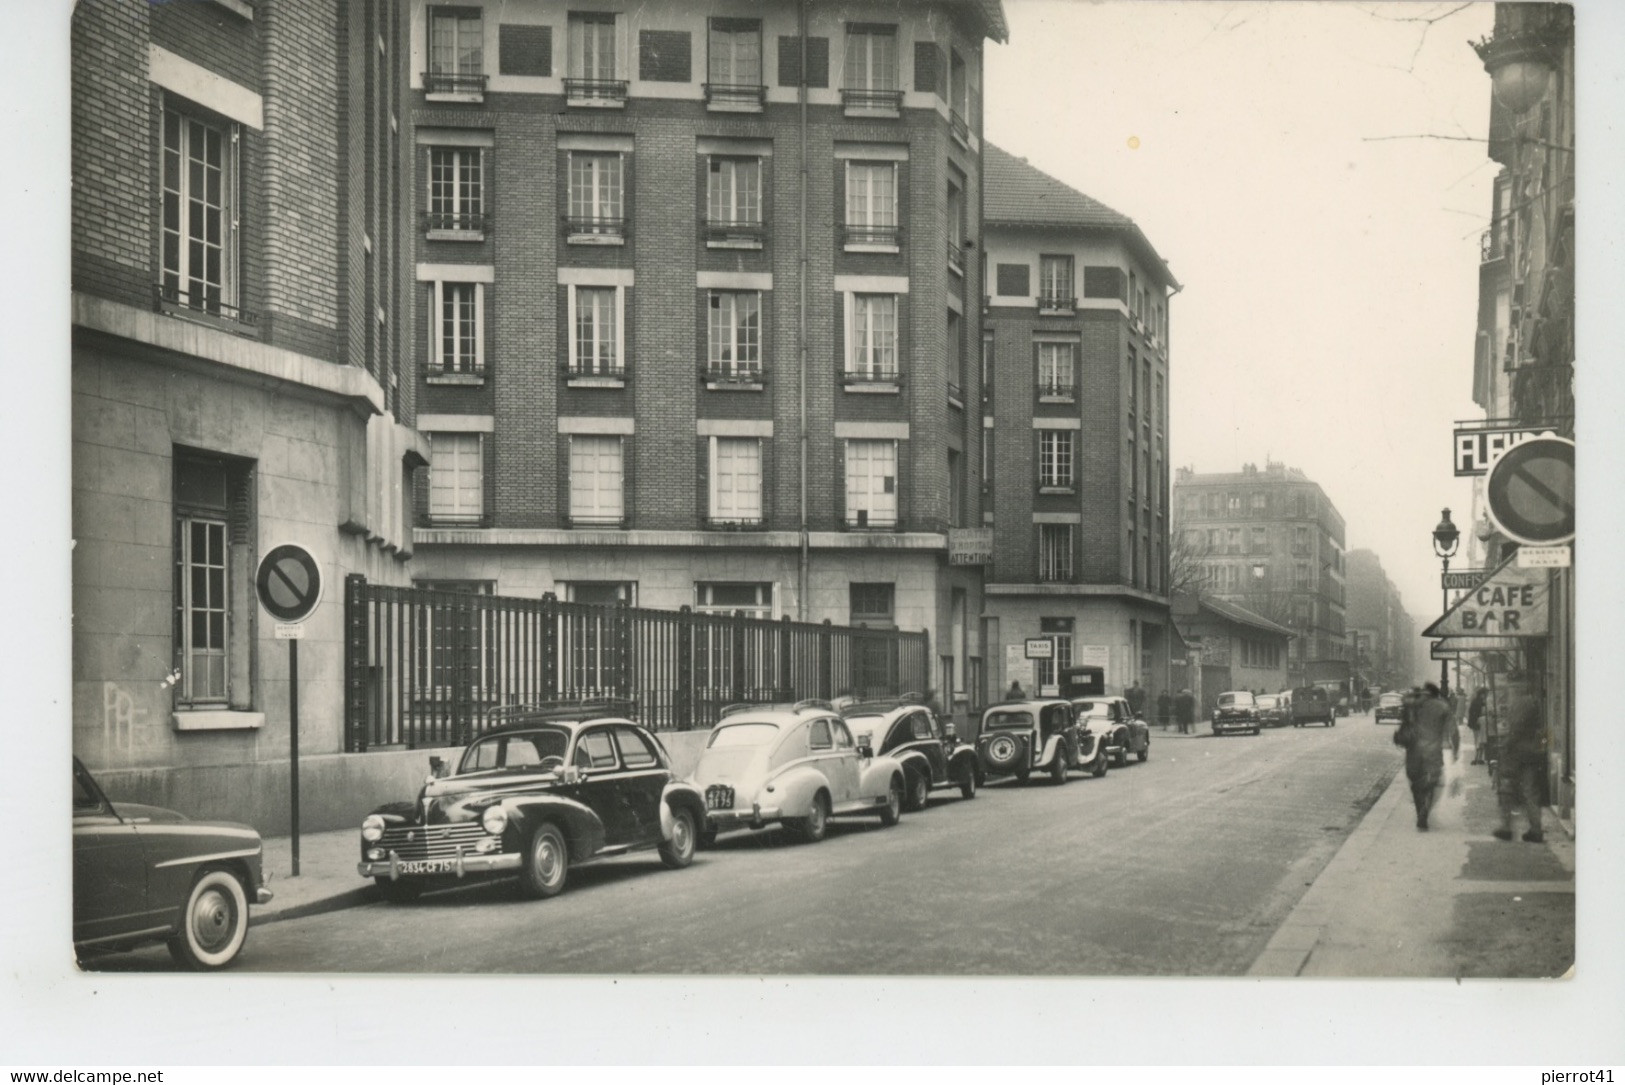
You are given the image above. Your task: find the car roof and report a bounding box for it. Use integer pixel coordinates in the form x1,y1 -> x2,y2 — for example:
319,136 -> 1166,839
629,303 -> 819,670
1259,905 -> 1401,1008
479,715 -> 638,741
984,699 -> 1069,713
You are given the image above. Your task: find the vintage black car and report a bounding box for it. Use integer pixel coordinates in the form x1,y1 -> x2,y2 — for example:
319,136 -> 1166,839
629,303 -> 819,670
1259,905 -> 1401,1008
1291,686 -> 1336,728
73,757 -> 273,970
975,698 -> 1081,785
841,696 -> 980,808
1072,695 -> 1151,768
358,701 -> 707,901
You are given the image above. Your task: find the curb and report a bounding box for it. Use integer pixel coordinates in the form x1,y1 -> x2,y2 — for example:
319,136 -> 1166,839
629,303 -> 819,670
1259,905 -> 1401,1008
252,887 -> 374,928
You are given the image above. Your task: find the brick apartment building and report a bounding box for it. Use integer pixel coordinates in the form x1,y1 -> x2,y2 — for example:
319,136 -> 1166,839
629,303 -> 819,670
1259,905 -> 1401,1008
70,0 -> 428,823
977,145 -> 1180,702
401,0 -> 1006,711
1172,461 -> 1348,686
1344,548 -> 1413,693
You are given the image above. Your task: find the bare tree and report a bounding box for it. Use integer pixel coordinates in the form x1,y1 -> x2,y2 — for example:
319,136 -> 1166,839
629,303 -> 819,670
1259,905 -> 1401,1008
1167,523 -> 1213,600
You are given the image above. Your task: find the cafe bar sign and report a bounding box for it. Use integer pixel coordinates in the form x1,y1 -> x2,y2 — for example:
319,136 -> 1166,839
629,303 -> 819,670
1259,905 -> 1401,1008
1423,552 -> 1549,638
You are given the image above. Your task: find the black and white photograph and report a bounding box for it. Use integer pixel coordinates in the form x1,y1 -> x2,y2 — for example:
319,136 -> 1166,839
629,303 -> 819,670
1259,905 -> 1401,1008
7,0 -> 1623,1068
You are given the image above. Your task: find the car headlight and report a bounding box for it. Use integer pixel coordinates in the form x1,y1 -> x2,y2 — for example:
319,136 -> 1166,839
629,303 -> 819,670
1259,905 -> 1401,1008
482,805 -> 508,836
361,814 -> 385,843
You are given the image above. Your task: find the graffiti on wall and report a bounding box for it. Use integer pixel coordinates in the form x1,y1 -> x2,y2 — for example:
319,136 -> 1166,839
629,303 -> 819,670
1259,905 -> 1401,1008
102,681 -> 158,759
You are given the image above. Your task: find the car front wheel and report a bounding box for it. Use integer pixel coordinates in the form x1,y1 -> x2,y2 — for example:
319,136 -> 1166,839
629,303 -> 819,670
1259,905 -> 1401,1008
879,777 -> 903,826
168,868 -> 249,970
517,822 -> 569,899
958,764 -> 978,799
659,806 -> 697,870
905,769 -> 931,812
1091,751 -> 1108,778
1050,750 -> 1069,785
1137,741 -> 1149,763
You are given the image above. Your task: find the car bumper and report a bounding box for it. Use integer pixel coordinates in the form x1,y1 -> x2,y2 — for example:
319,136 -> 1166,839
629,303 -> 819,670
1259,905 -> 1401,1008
706,804 -> 782,831
357,852 -> 523,880
255,887 -> 274,905
1212,718 -> 1257,733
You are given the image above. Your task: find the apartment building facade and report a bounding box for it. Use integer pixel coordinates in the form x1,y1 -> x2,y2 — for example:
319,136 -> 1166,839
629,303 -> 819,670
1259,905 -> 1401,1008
1344,548 -> 1411,692
402,0 -> 1006,711
1172,461 -> 1348,687
978,145 -> 1179,701
71,0 -> 427,822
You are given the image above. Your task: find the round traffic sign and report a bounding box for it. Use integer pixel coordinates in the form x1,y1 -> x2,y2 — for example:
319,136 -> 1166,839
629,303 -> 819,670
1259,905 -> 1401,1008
256,543 -> 323,623
1485,436 -> 1574,546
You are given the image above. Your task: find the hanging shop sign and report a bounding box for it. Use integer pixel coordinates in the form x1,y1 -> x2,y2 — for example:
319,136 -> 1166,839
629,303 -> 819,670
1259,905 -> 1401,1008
1423,552 -> 1549,638
1452,425 -> 1549,477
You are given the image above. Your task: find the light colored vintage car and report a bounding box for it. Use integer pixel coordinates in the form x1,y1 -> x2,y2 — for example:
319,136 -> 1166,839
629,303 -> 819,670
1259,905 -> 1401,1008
73,757 -> 273,970
692,700 -> 908,844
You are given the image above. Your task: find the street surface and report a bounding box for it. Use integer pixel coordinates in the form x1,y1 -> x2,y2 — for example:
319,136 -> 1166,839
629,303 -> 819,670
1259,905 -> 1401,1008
101,717 -> 1401,975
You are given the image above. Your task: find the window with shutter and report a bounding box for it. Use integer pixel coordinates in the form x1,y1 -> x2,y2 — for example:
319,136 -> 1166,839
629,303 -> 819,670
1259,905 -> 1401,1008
995,263 -> 1030,297
844,439 -> 898,528
569,435 -> 624,526
428,432 -> 484,523
709,437 -> 763,525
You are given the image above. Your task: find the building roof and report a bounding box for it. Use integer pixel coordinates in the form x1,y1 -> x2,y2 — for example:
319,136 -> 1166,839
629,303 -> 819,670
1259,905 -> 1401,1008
953,0 -> 1009,43
983,143 -> 1179,289
1195,595 -> 1296,639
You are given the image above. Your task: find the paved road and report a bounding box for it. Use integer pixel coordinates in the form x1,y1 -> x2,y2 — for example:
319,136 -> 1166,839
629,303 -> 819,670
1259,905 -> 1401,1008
112,716 -> 1404,975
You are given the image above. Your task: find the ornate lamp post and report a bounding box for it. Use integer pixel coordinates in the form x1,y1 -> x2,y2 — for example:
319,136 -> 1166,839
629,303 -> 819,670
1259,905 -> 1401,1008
1431,508 -> 1461,690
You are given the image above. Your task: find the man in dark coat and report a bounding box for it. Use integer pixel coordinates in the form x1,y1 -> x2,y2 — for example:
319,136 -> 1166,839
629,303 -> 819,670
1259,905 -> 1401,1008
1174,688 -> 1195,734
1467,687 -> 1489,765
1157,690 -> 1172,729
1494,685 -> 1546,843
1403,682 -> 1459,831
1125,681 -> 1147,719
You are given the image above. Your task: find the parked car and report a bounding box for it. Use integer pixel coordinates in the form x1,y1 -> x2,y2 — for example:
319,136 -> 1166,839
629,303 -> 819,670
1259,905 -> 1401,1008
1291,686 -> 1336,727
1071,696 -> 1151,768
841,696 -> 979,808
975,698 -> 1081,785
692,699 -> 907,844
1374,692 -> 1406,724
357,700 -> 707,901
1211,691 -> 1261,736
1254,693 -> 1287,727
73,757 -> 273,970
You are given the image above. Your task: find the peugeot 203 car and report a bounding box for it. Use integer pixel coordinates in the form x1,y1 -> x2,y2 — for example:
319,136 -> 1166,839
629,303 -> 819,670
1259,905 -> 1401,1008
357,701 -> 707,901
1072,696 -> 1151,768
975,699 -> 1081,785
841,695 -> 979,808
691,700 -> 908,844
1254,693 -> 1286,727
1211,691 -> 1261,736
74,757 -> 273,970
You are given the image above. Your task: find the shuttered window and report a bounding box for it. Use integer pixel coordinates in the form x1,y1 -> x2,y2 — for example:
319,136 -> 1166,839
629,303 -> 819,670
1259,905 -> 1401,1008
428,432 -> 483,523
710,438 -> 763,524
569,435 -> 624,525
844,440 -> 898,528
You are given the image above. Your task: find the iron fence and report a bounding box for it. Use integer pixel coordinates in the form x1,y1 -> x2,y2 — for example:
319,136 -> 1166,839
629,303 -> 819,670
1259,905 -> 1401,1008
344,575 -> 929,751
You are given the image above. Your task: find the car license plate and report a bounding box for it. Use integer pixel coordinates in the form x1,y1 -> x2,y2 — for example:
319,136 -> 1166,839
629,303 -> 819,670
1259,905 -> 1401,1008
398,859 -> 455,875
706,785 -> 735,811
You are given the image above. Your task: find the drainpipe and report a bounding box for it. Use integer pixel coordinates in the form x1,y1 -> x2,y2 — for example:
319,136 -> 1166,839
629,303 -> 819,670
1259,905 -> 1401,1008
797,0 -> 810,619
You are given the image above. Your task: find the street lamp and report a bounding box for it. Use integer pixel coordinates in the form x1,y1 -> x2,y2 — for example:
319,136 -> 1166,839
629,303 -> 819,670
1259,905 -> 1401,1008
1431,508 -> 1461,690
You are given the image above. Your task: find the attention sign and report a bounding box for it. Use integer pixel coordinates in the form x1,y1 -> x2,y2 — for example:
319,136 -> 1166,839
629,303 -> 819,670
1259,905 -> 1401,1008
1423,553 -> 1548,638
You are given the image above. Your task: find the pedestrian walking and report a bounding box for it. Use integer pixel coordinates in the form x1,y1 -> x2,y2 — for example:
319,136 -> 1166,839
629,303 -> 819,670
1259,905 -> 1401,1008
1005,679 -> 1026,700
1157,689 -> 1172,730
1493,684 -> 1546,843
1175,688 -> 1195,734
1396,682 -> 1459,831
1125,681 -> 1147,719
1467,687 -> 1489,765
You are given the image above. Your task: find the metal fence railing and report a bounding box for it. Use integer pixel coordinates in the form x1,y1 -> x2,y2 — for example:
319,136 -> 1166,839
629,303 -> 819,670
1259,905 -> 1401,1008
343,575 -> 929,750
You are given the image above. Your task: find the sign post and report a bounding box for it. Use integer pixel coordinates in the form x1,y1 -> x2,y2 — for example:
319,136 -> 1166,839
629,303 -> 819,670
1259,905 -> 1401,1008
255,543 -> 323,876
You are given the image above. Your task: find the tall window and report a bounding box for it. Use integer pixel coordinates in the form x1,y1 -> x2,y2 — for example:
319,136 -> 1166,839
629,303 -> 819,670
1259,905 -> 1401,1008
1250,526 -> 1267,552
1035,617 -> 1074,688
572,286 -> 620,374
174,453 -> 252,708
1039,255 -> 1074,308
849,583 -> 895,627
430,281 -> 483,374
1039,431 -> 1074,489
1037,342 -> 1075,397
844,439 -> 898,528
708,18 -> 762,86
428,432 -> 483,523
428,7 -> 483,78
946,177 -> 965,270
843,24 -> 898,90
947,309 -> 963,393
161,102 -> 236,315
1293,526 -> 1309,553
707,156 -> 761,226
709,437 -> 763,525
569,435 -> 624,525
708,291 -> 761,377
568,12 -> 617,80
847,294 -> 898,379
1294,563 -> 1311,589
568,152 -> 624,235
845,161 -> 898,245
1038,524 -> 1074,582
1226,528 -> 1241,553
428,147 -> 483,232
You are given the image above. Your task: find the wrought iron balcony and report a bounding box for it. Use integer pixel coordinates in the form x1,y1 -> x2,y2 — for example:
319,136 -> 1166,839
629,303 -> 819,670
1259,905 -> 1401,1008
153,282 -> 257,328
949,108 -> 969,144
423,71 -> 487,98
564,78 -> 629,104
842,366 -> 901,386
843,223 -> 902,248
562,360 -> 626,380
843,511 -> 900,531
423,209 -> 489,235
701,361 -> 766,385
1037,293 -> 1076,314
1037,564 -> 1074,584
564,215 -> 626,241
1037,378 -> 1075,400
841,87 -> 903,115
704,515 -> 767,531
703,217 -> 765,247
568,513 -> 628,529
703,83 -> 766,110
947,238 -> 964,274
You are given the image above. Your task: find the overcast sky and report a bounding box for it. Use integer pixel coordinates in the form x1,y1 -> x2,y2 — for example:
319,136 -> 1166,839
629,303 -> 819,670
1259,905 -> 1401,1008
986,0 -> 1498,625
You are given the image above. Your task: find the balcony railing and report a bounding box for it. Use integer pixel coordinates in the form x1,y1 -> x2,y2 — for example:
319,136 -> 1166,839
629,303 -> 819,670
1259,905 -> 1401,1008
1038,563 -> 1074,583
703,218 -> 765,247
425,359 -> 485,380
844,511 -> 900,531
154,282 -> 258,328
703,83 -> 766,110
568,512 -> 628,529
843,223 -> 902,248
564,78 -> 629,104
1480,229 -> 1506,263
1037,293 -> 1076,314
841,87 -> 903,114
563,361 -> 626,381
1037,378 -> 1075,400
949,108 -> 969,144
704,515 -> 767,531
423,209 -> 489,235
701,361 -> 766,385
842,366 -> 901,386
565,215 -> 626,241
423,71 -> 487,98
947,238 -> 964,274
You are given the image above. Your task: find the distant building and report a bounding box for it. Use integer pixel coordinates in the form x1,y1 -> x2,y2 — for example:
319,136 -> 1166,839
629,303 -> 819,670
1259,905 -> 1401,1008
1171,593 -> 1292,717
978,145 -> 1179,703
1345,548 -> 1411,691
1172,461 -> 1347,687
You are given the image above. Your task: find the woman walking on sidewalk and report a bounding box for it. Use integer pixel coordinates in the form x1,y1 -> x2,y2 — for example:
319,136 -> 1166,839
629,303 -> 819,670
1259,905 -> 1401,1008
1398,683 -> 1459,831
1493,685 -> 1546,843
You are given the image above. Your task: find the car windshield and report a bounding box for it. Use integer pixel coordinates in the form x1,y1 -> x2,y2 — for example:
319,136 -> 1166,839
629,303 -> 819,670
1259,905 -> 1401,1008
1219,693 -> 1255,708
1072,701 -> 1111,719
708,722 -> 780,748
1379,694 -> 1404,707
1257,696 -> 1278,709
983,709 -> 1034,730
459,727 -> 570,773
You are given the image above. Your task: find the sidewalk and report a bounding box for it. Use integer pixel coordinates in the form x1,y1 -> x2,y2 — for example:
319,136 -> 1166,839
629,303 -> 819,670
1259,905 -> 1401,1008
253,828 -> 375,926
1249,736 -> 1575,978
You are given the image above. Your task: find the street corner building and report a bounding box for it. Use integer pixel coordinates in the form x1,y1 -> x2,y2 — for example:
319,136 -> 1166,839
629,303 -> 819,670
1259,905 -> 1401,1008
978,145 -> 1182,706
69,0 -> 1015,833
